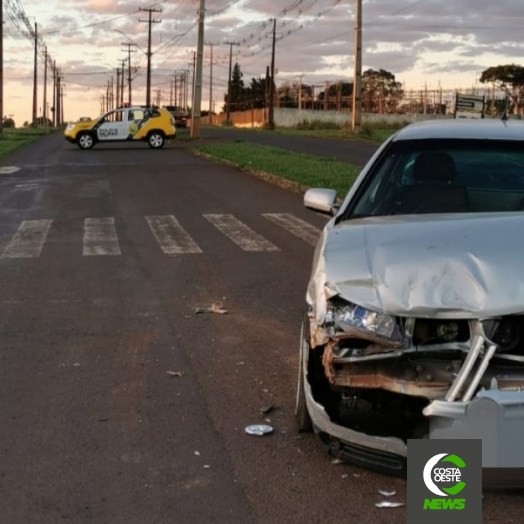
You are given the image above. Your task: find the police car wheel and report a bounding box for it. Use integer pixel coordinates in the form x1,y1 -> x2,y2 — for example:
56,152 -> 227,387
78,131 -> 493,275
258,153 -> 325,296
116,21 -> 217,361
77,132 -> 94,150
148,132 -> 165,149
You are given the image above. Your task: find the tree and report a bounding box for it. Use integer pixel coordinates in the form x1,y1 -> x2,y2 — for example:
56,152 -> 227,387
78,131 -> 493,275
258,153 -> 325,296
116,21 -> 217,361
318,82 -> 353,110
3,116 -> 15,128
480,64 -> 524,115
224,62 -> 246,113
362,69 -> 404,113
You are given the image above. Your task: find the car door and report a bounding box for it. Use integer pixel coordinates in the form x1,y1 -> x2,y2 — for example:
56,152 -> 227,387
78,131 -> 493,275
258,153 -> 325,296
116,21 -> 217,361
96,109 -> 127,142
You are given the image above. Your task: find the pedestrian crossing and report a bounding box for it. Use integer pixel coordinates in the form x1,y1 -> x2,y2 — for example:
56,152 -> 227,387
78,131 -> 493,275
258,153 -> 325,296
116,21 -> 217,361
0,213 -> 322,259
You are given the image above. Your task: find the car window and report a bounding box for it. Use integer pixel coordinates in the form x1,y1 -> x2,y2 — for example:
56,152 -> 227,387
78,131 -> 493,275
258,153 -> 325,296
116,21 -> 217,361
347,139 -> 524,218
128,110 -> 144,121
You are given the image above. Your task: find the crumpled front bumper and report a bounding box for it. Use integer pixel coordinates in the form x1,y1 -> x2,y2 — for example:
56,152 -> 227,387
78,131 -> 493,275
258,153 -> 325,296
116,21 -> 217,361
303,317 -> 524,477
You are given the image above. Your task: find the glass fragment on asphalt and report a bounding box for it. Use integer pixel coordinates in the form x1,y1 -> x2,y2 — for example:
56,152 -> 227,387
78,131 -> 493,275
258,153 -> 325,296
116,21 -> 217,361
245,424 -> 274,436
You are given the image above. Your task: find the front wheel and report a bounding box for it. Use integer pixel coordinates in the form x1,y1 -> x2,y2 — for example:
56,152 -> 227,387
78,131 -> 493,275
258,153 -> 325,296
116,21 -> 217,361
77,132 -> 94,150
148,131 -> 165,149
296,318 -> 313,432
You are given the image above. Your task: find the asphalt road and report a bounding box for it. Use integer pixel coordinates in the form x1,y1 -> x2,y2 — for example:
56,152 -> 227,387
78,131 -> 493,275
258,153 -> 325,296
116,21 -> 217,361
0,133 -> 521,524
200,126 -> 381,166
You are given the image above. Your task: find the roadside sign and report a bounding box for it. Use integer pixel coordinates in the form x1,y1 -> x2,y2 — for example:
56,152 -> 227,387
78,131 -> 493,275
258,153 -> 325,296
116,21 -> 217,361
454,93 -> 485,119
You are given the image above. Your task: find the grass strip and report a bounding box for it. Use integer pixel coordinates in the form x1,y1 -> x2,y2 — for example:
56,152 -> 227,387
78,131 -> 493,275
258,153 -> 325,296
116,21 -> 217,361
0,128 -> 57,160
192,141 -> 361,198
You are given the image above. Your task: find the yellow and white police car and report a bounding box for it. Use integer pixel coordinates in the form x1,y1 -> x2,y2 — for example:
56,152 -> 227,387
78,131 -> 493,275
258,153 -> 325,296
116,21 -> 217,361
64,106 -> 177,149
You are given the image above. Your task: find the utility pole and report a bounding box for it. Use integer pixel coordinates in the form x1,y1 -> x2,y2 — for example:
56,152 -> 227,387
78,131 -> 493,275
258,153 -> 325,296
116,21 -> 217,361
139,6 -> 162,107
120,59 -> 126,106
32,22 -> 38,127
116,67 -> 121,109
351,0 -> 362,133
43,47 -> 48,126
121,42 -> 137,105
191,0 -> 206,138
268,18 -> 277,130
298,74 -> 302,110
225,41 -> 240,122
187,52 -> 196,110
205,42 -> 216,115
60,83 -> 64,125
52,61 -> 56,126
56,69 -> 61,126
0,0 -> 4,136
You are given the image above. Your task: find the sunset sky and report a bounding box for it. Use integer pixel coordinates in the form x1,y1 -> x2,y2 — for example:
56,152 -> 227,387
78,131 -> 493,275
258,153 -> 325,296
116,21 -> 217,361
3,0 -> 523,124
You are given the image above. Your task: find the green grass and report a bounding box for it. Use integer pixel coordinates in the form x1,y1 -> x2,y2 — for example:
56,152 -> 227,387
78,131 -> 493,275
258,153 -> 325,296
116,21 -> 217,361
202,123 -> 400,143
0,127 -> 57,159
192,142 -> 361,197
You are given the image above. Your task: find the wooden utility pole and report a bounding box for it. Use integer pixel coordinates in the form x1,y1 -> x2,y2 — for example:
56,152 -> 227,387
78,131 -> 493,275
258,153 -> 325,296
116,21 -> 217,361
205,42 -> 216,115
139,6 -> 162,107
268,18 -> 277,130
56,69 -> 61,126
52,61 -> 56,126
43,47 -> 48,126
351,0 -> 362,133
191,0 -> 206,137
121,42 -> 137,105
0,0 -> 4,136
32,22 -> 38,126
298,74 -> 302,110
225,41 -> 240,122
116,67 -> 121,110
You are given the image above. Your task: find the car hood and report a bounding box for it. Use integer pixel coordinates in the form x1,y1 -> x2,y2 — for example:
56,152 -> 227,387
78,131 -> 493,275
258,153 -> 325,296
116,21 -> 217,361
320,212 -> 524,319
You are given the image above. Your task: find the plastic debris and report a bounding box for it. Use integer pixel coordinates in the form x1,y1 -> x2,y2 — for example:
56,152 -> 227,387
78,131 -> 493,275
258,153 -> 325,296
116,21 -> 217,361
193,302 -> 228,315
245,424 -> 274,436
378,490 -> 396,497
260,405 -> 274,414
341,474 -> 349,479
353,473 -> 361,477
331,458 -> 343,465
194,451 -> 200,456
204,465 -> 210,469
167,371 -> 185,377
375,501 -> 405,508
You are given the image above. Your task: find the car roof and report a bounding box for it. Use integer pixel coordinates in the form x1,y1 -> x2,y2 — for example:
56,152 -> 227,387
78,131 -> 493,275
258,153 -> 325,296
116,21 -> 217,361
392,118 -> 524,142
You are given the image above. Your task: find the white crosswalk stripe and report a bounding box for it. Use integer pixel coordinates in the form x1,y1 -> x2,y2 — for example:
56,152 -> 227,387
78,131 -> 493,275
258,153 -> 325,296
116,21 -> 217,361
83,217 -> 121,256
1,219 -> 53,258
262,213 -> 321,246
204,214 -> 280,252
146,215 -> 203,255
0,213 -> 319,259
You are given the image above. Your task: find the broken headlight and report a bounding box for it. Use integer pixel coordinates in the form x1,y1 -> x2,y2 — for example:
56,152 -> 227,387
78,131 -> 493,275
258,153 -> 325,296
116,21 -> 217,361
325,301 -> 402,342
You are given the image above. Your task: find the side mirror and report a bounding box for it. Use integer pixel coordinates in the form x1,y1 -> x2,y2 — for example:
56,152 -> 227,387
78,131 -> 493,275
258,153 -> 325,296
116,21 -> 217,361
304,188 -> 339,216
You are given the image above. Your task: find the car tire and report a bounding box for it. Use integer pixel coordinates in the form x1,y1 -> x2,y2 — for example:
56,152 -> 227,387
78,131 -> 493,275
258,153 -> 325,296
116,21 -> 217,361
148,131 -> 165,149
296,316 -> 313,432
77,132 -> 95,150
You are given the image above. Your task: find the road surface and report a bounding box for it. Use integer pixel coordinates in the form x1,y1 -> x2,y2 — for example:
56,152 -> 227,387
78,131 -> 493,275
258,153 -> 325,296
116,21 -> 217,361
0,133 -> 520,524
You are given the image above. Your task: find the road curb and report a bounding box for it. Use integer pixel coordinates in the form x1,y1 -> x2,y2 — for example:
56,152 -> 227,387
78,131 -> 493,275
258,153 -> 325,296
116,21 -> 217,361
191,149 -> 320,198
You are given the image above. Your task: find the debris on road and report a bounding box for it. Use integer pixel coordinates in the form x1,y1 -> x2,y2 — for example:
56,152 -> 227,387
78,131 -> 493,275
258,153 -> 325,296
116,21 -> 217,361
167,371 -> 185,377
194,451 -> 200,456
330,458 -> 343,465
341,474 -> 349,479
193,301 -> 228,315
245,424 -> 274,436
260,405 -> 274,414
375,501 -> 405,508
378,490 -> 396,497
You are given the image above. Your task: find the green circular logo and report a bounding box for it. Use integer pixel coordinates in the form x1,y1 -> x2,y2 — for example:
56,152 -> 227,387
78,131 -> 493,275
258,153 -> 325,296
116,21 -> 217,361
423,453 -> 466,496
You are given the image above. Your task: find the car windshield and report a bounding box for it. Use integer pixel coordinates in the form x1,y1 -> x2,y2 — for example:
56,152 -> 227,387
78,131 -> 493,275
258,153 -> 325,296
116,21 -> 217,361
346,138 -> 524,219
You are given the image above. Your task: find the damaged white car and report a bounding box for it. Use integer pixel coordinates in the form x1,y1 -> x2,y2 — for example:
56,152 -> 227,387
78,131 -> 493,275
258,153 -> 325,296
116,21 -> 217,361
296,119 -> 524,477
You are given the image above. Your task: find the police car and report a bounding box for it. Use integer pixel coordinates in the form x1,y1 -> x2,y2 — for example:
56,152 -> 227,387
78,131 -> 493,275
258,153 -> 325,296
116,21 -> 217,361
64,106 -> 177,149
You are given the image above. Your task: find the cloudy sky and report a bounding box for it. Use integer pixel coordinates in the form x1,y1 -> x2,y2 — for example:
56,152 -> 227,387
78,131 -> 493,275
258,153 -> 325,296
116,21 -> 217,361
3,0 -> 523,124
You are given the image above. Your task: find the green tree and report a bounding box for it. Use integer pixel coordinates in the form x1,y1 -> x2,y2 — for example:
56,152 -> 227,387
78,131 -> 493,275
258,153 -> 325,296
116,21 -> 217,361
480,64 -> 524,115
3,116 -> 15,128
362,69 -> 404,113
